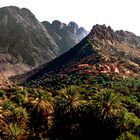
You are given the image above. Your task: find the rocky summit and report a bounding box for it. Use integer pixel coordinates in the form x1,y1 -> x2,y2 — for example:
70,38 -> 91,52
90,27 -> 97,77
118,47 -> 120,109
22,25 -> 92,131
0,6 -> 58,77
89,24 -> 140,73
42,20 -> 89,54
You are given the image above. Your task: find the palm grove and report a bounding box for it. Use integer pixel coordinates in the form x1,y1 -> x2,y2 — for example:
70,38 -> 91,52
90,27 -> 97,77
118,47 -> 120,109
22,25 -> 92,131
0,74 -> 140,140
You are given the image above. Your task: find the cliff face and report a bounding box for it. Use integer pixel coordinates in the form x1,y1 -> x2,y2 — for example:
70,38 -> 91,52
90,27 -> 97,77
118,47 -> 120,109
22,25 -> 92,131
0,6 -> 60,78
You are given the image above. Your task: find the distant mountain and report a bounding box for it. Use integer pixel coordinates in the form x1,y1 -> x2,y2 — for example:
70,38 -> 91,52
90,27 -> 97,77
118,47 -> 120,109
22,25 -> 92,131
42,20 -> 89,54
0,6 -> 88,85
24,24 -> 140,87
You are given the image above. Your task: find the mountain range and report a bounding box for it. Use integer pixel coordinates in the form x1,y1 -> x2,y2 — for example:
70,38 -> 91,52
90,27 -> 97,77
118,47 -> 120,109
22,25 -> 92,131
42,20 -> 88,54
0,5 -> 140,140
0,6 -> 140,88
23,24 -> 140,87
0,6 -> 88,86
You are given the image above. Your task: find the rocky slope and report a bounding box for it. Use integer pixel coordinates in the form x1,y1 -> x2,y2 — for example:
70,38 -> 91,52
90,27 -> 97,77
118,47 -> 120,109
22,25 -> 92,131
0,6 -> 58,76
42,20 -> 89,54
0,6 -> 88,86
24,24 -> 140,86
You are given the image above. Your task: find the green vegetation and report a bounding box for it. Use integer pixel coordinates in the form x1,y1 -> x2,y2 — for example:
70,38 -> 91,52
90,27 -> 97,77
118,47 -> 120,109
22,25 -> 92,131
0,74 -> 140,139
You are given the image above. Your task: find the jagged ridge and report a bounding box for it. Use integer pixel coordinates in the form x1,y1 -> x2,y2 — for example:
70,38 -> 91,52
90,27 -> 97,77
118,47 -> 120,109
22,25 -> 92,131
42,20 -> 89,54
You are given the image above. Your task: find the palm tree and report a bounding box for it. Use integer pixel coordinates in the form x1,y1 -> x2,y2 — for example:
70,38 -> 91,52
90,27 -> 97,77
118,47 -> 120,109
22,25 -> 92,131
57,85 -> 85,117
115,111 -> 140,135
28,89 -> 54,137
0,105 -> 29,139
83,88 -> 126,140
9,107 -> 29,128
2,122 -> 27,140
53,86 -> 85,140
0,99 -> 15,128
93,88 -> 124,121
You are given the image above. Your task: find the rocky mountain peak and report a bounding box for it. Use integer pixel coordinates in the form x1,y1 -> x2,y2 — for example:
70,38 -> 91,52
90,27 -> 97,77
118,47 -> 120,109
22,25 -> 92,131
89,24 -> 116,43
0,6 -> 39,27
89,24 -> 140,46
0,6 -> 35,19
2,6 -> 20,11
77,27 -> 87,33
42,20 -> 89,54
52,20 -> 66,31
20,8 -> 36,21
115,30 -> 135,37
68,21 -> 78,34
0,6 -> 60,80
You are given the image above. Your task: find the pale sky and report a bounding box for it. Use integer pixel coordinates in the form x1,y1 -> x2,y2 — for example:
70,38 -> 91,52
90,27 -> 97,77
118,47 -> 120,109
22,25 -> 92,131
0,0 -> 140,35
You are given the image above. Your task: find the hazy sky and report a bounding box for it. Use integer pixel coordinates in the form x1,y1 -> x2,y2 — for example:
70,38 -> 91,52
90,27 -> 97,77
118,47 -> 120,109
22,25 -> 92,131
0,0 -> 140,35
